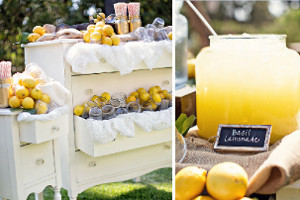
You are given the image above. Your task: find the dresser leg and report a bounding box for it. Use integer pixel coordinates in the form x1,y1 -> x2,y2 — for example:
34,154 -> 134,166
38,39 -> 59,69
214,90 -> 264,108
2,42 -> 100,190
54,187 -> 62,200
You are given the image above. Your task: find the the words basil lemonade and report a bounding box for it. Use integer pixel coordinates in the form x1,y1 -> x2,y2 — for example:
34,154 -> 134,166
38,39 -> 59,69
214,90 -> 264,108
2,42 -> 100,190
224,129 -> 260,143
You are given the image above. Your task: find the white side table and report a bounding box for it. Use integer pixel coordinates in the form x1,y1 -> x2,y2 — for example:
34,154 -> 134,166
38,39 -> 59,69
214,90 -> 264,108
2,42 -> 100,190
0,109 -> 66,200
276,179 -> 300,200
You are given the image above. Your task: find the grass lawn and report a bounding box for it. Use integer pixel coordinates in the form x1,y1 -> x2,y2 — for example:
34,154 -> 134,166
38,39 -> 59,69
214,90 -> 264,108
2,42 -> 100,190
27,168 -> 172,200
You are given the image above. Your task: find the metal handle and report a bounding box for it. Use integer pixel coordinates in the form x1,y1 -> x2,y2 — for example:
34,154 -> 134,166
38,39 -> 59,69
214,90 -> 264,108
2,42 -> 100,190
51,126 -> 60,133
88,161 -> 97,167
36,158 -> 45,166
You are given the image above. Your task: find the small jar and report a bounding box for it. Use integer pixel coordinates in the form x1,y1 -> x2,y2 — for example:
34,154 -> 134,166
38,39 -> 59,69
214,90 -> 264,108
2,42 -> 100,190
0,78 -> 11,108
115,15 -> 129,35
126,101 -> 141,113
129,15 -> 142,32
102,105 -> 116,120
111,92 -> 127,108
89,107 -> 102,120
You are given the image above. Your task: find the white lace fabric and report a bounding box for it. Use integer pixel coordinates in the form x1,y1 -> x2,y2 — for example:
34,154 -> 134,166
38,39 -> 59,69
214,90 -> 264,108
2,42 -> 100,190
86,107 -> 172,144
65,40 -> 172,75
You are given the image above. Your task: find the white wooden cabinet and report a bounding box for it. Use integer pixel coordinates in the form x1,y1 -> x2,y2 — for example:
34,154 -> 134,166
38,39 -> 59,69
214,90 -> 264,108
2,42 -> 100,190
24,39 -> 172,199
0,109 -> 67,200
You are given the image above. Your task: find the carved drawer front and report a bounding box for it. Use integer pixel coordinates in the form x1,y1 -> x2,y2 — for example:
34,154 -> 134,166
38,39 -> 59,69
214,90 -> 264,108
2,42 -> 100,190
20,141 -> 55,187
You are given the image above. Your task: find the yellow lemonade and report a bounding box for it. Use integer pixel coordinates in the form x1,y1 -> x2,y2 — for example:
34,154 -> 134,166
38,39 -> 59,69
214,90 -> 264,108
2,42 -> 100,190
196,35 -> 300,144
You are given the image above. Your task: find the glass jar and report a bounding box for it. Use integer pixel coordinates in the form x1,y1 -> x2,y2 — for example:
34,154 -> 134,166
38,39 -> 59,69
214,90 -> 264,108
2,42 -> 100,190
102,105 -> 116,120
0,78 -> 11,108
196,34 -> 300,144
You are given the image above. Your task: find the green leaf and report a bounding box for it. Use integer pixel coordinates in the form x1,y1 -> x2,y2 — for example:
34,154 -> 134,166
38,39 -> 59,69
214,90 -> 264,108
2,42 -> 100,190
175,113 -> 187,131
23,108 -> 37,114
181,115 -> 196,137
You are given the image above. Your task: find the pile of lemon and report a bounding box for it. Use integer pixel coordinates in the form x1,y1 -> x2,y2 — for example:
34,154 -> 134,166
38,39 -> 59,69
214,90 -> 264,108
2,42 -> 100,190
176,162 -> 254,200
83,14 -> 120,46
9,76 -> 50,114
28,26 -> 46,42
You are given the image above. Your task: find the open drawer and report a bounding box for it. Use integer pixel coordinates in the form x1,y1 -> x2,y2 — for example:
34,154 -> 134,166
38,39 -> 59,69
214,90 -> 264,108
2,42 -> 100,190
19,114 -> 68,144
74,116 -> 172,157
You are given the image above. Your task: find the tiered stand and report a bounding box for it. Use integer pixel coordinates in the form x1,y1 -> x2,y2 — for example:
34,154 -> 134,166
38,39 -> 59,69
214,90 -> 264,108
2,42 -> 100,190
23,39 -> 172,199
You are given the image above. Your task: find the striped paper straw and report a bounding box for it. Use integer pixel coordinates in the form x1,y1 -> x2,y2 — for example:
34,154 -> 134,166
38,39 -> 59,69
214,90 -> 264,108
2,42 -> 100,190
128,3 -> 140,16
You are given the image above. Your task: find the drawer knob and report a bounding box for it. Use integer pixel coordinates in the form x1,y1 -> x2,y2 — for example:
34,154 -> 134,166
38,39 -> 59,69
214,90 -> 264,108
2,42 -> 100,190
100,57 -> 106,63
163,80 -> 170,86
51,126 -> 60,133
36,158 -> 45,166
164,144 -> 171,150
87,88 -> 93,95
88,161 -> 97,167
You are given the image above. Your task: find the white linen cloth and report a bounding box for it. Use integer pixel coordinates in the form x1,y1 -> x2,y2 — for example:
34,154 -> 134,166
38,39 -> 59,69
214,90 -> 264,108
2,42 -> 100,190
65,40 -> 172,75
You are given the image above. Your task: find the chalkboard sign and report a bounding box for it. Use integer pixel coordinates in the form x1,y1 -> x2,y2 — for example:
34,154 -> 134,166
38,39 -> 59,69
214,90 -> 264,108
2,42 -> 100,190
214,125 -> 271,152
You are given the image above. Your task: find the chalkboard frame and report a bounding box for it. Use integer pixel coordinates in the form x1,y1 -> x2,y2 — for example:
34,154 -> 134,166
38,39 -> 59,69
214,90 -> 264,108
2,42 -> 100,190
214,124 -> 272,152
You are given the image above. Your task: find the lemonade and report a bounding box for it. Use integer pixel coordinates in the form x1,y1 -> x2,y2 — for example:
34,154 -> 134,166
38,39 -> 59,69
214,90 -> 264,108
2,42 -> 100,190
196,35 -> 300,144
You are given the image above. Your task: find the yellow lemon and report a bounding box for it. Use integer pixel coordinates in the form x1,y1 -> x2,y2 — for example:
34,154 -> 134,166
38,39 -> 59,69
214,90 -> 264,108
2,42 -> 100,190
40,94 -> 50,104
16,86 -> 30,99
28,33 -> 41,42
83,31 -> 91,43
158,92 -> 165,99
175,166 -> 207,200
9,96 -> 21,108
101,92 -> 111,102
165,92 -> 172,100
74,105 -> 84,116
148,86 -> 159,94
167,32 -> 172,40
30,87 -> 43,100
130,92 -> 139,98
87,24 -> 96,34
207,162 -> 248,200
140,92 -> 150,102
237,198 -> 253,200
103,25 -> 114,37
126,96 -> 136,103
193,196 -> 215,200
111,35 -> 120,46
97,12 -> 105,21
91,32 -> 102,42
36,101 -> 48,114
102,37 -> 112,46
22,97 -> 35,109
94,27 -> 104,35
152,93 -> 162,103
96,21 -> 106,28
155,85 -> 162,92
22,77 -> 37,88
137,88 -> 147,94
32,26 -> 45,36
161,90 -> 169,97
90,95 -> 99,101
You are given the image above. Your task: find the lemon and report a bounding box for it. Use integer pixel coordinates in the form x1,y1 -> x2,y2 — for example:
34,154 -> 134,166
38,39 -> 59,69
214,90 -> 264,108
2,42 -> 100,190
74,105 -> 84,116
206,162 -> 248,200
40,94 -> 51,104
91,95 -> 99,101
22,77 -> 37,88
83,31 -> 91,43
93,19 -> 99,23
188,59 -> 196,79
36,101 -> 48,114
126,96 -> 136,103
193,196 -> 215,200
137,88 -> 147,94
97,12 -> 105,21
152,93 -> 162,103
155,85 -> 162,92
130,92 -> 139,98
238,198 -> 253,200
161,90 -> 169,97
90,32 -> 102,43
87,24 -> 96,34
16,86 -> 30,99
33,26 -> 46,36
151,102 -> 158,110
175,166 -> 207,200
102,37 -> 112,46
101,92 -> 111,102
111,35 -> 120,46
165,93 -> 172,99
140,92 -> 150,102
167,32 -> 172,40
18,78 -> 23,86
22,97 -> 35,109
103,25 -> 114,37
9,96 -> 21,108
158,92 -> 165,99
96,21 -> 106,28
28,33 -> 41,42
30,87 -> 43,100
149,86 -> 159,94
94,27 -> 104,35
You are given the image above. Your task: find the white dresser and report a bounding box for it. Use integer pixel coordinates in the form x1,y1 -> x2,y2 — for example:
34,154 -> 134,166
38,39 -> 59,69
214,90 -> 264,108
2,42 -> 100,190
0,109 -> 67,200
24,39 -> 172,199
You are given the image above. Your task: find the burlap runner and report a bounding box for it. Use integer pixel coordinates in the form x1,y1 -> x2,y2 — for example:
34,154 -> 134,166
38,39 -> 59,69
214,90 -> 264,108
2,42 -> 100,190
176,129 -> 300,195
